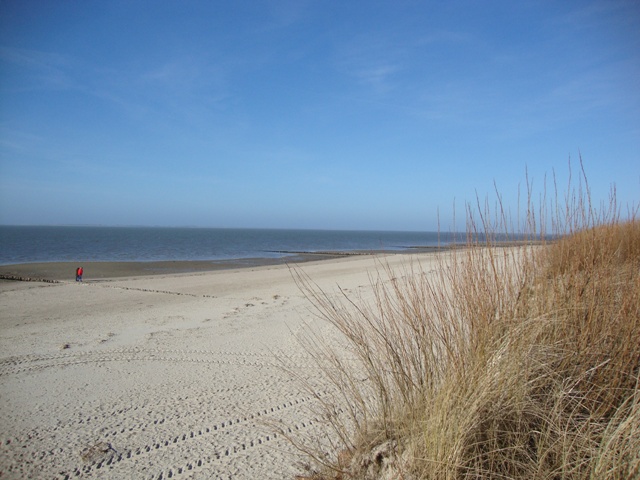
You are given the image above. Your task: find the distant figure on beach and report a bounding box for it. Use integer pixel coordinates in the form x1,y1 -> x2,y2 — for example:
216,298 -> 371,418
76,267 -> 83,282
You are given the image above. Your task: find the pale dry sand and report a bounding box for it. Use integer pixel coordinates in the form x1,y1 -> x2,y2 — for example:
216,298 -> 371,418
0,253 -> 442,479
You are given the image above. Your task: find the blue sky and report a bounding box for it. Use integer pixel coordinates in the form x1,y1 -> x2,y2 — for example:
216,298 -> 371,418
1,1 -> 638,231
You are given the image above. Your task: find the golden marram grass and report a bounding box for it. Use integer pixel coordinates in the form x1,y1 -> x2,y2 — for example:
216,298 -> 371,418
288,161 -> 639,480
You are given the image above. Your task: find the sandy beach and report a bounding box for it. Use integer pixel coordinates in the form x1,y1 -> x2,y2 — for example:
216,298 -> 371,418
0,252 -> 442,479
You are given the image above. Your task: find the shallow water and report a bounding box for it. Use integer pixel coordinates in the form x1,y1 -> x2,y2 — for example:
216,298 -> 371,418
0,226 -> 453,264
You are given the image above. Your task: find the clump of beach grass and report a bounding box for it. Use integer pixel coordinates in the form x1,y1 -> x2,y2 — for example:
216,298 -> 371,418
290,161 -> 639,479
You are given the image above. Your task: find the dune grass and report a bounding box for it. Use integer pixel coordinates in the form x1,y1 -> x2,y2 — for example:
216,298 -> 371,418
290,163 -> 639,479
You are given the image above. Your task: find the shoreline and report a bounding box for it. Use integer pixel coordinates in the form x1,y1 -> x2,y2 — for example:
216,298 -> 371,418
0,247 -> 447,282
0,242 -> 541,283
0,253 -> 351,282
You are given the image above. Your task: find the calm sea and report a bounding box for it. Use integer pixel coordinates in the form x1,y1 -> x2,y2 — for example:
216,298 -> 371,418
0,226 -> 455,265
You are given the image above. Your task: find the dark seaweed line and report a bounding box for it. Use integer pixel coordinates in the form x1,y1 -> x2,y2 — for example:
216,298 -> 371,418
0,273 -> 62,283
87,282 -> 217,298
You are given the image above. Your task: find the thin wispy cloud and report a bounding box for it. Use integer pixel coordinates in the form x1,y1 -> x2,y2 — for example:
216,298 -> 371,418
353,63 -> 400,92
264,0 -> 313,30
0,46 -> 76,91
0,46 -> 69,71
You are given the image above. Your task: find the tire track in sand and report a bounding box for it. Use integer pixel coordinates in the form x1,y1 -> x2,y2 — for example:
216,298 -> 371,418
0,348 -> 319,377
0,347 -> 337,479
10,392 -> 331,480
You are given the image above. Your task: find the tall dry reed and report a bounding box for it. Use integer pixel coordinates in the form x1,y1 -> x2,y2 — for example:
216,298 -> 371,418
290,161 -> 639,480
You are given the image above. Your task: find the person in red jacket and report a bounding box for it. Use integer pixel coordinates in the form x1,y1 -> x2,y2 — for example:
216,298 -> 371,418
76,266 -> 83,282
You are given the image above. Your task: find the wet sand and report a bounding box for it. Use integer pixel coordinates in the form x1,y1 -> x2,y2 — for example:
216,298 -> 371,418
0,247 -> 450,283
0,255 -> 339,282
